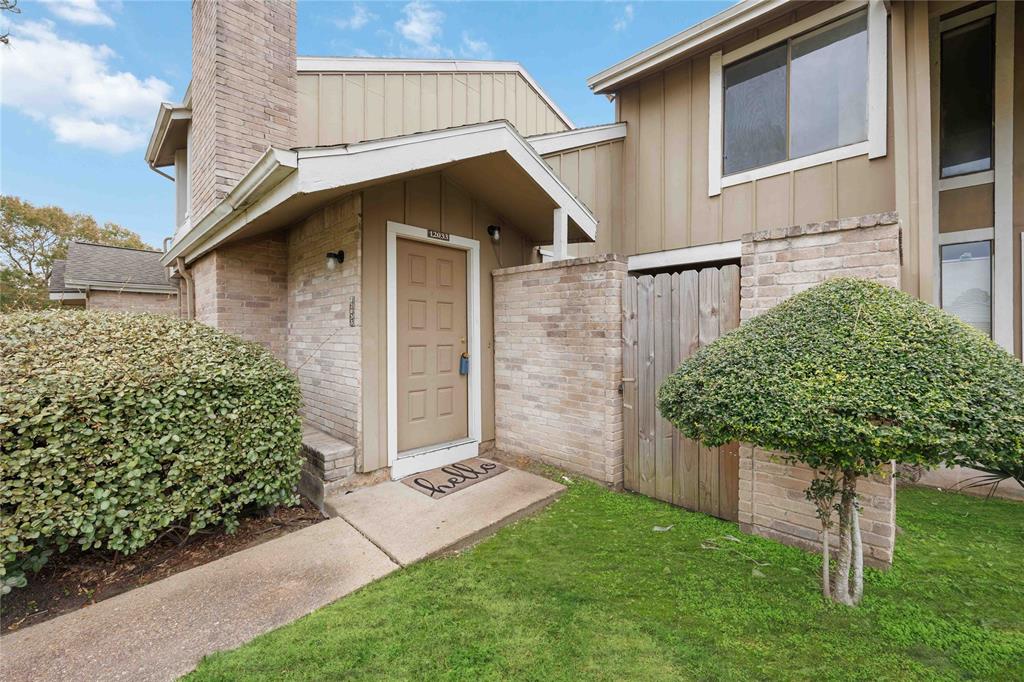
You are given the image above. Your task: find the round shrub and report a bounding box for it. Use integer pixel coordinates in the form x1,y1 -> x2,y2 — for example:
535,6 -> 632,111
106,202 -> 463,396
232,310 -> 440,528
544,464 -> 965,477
0,310 -> 303,586
657,277 -> 1024,473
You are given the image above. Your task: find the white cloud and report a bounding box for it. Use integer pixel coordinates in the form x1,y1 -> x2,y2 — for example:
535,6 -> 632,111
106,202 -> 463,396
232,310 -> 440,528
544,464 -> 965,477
334,3 -> 376,31
613,3 -> 634,32
41,0 -> 115,27
395,0 -> 448,57
0,20 -> 172,153
460,32 -> 492,60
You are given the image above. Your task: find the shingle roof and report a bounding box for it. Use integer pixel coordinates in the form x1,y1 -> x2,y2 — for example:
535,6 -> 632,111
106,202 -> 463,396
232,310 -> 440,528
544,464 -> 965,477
48,259 -> 73,292
63,241 -> 176,291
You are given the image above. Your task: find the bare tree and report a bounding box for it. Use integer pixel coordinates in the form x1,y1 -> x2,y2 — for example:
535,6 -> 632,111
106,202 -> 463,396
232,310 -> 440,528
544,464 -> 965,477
1,0 -> 21,46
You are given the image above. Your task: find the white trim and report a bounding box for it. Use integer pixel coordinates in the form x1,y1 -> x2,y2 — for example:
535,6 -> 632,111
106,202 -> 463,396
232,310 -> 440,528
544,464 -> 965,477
937,228 -> 994,246
145,102 -> 191,168
587,0 -> 790,94
386,221 -> 482,480
938,170 -> 995,192
722,142 -> 870,189
64,281 -> 178,294
527,123 -> 627,155
722,1 -> 867,66
992,1 -> 1014,352
628,240 -> 742,272
707,51 -> 723,197
552,208 -> 568,260
48,292 -> 86,301
708,1 -> 886,196
298,56 -> 575,129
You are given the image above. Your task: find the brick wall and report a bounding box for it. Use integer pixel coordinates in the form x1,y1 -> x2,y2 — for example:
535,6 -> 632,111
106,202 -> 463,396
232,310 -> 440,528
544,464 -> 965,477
286,194 -> 361,462
493,255 -> 627,484
738,212 -> 901,566
190,234 -> 289,359
190,0 -> 297,225
87,290 -> 179,316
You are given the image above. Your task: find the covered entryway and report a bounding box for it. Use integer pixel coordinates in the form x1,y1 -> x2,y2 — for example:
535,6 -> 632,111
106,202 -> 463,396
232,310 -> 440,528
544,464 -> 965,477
622,265 -> 741,521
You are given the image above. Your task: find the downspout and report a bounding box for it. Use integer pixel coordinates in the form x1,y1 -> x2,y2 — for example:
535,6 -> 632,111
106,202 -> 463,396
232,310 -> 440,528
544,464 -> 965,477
175,256 -> 195,320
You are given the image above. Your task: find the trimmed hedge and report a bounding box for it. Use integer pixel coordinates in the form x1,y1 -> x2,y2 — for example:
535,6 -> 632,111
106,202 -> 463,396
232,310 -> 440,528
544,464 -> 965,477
1,310 -> 302,587
657,278 -> 1024,474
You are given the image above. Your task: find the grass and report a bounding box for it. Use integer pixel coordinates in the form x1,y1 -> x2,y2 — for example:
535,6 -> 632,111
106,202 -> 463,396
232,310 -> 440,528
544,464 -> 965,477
188,482 -> 1024,681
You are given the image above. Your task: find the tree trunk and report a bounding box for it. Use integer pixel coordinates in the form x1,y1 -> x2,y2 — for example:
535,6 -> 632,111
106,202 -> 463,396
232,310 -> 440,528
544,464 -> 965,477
833,472 -> 857,606
821,526 -> 831,600
851,494 -> 864,605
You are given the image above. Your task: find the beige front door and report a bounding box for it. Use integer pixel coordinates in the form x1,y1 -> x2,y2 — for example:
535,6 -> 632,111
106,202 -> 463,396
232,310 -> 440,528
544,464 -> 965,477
396,237 -> 469,453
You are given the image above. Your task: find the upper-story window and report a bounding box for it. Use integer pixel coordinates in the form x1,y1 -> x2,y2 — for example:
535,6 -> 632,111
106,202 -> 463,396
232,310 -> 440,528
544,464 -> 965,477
708,1 -> 886,196
939,15 -> 994,178
723,10 -> 868,176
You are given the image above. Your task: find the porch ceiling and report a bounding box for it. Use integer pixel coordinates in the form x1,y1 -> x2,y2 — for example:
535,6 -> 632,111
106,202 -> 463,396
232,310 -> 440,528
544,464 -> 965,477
163,121 -> 597,266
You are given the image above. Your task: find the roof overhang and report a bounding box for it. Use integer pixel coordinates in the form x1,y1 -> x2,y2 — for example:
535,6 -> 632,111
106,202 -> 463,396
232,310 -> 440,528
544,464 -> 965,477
62,280 -> 178,294
587,0 -> 796,94
528,122 -> 627,155
297,56 -> 576,130
145,102 -> 192,168
162,121 -> 598,267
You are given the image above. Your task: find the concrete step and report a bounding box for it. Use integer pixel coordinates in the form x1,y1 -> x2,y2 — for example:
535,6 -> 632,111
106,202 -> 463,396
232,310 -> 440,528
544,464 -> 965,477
324,464 -> 565,566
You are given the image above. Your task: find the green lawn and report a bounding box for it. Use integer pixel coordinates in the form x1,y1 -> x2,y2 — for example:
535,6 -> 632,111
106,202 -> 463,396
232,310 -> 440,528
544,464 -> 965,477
189,481 -> 1024,681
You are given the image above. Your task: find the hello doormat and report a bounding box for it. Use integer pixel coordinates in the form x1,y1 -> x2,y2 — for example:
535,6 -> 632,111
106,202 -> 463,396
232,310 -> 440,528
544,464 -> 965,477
402,458 -> 507,499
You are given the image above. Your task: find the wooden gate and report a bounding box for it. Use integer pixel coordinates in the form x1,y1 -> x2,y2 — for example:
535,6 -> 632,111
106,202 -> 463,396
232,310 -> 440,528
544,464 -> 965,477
622,265 -> 741,521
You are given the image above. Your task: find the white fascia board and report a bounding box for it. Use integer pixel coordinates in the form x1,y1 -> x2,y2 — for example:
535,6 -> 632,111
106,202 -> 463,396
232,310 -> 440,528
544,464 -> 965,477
528,123 -> 627,155
161,147 -> 298,266
299,122 -> 597,241
297,56 -> 575,129
49,292 -> 86,301
145,103 -> 191,168
628,241 -> 741,272
587,0 -> 790,94
64,281 -> 178,294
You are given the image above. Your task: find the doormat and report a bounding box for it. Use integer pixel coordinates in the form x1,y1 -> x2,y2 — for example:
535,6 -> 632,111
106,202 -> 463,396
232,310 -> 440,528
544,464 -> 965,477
402,458 -> 508,499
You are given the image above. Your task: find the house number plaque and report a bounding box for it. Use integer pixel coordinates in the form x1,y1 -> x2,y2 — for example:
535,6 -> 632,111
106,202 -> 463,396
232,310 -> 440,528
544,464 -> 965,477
427,230 -> 450,241
349,296 -> 356,327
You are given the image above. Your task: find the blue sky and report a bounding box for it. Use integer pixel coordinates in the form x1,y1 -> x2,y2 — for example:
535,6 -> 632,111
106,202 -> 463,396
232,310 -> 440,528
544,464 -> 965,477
1,0 -> 730,247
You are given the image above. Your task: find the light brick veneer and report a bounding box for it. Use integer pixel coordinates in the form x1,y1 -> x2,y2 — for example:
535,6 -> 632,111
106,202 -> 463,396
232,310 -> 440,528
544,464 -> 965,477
286,194 -> 362,477
190,0 -> 297,225
190,234 -> 289,359
87,290 -> 179,316
737,211 -> 902,566
493,255 -> 627,485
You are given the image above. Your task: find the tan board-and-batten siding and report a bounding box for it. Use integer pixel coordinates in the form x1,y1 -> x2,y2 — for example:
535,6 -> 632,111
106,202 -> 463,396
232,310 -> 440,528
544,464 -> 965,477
297,68 -> 570,147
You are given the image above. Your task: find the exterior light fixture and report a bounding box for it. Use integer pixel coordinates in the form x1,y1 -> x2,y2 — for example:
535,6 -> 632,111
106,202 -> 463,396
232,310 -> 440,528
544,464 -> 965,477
487,225 -> 501,243
326,250 -> 345,271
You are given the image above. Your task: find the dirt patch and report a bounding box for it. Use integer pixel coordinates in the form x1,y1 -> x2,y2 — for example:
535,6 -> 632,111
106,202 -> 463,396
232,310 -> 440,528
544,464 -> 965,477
3,498 -> 324,632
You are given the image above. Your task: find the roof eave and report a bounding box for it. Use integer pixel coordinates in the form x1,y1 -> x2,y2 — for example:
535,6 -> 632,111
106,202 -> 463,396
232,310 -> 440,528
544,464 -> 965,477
145,103 -> 192,168
587,0 -> 793,94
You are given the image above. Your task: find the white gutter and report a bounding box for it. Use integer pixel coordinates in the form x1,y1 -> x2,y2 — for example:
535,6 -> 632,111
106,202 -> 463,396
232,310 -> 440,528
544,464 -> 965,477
297,56 -> 576,130
63,280 -> 179,294
587,0 -> 790,94
528,122 -> 627,155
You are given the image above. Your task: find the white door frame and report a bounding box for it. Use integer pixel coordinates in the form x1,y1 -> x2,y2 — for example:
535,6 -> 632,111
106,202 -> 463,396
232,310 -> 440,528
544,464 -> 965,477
387,220 -> 482,479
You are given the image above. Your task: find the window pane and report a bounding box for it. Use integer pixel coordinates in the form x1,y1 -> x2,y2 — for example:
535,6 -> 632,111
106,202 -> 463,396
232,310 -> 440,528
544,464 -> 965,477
940,17 -> 994,178
941,240 -> 992,336
789,11 -> 868,159
723,44 -> 787,175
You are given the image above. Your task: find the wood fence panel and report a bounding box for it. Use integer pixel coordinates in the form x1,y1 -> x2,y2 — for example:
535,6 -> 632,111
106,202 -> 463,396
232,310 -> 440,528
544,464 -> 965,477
653,273 -> 674,502
623,265 -> 739,522
636,275 -> 656,497
622,276 -> 638,491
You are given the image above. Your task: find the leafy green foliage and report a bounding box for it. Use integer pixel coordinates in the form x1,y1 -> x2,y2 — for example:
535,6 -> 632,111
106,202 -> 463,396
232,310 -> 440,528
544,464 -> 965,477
187,482 -> 1024,680
0,310 -> 303,585
658,278 -> 1024,475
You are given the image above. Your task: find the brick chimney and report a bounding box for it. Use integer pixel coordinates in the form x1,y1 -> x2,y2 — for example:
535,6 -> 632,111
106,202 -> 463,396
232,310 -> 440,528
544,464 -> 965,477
190,0 -> 297,225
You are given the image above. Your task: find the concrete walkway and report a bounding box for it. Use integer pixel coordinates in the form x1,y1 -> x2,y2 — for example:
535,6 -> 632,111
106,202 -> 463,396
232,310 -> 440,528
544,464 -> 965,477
1,465 -> 563,681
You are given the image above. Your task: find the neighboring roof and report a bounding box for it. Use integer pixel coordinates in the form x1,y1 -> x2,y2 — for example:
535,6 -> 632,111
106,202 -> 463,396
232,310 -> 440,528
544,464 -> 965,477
587,0 -> 795,94
163,120 -> 598,267
48,259 -> 71,292
64,241 -> 176,293
527,122 -> 627,156
297,56 -> 576,130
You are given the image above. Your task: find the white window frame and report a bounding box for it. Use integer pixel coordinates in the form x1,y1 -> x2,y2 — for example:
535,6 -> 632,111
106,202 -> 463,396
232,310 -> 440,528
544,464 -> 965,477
708,0 -> 888,196
929,1 -> 1014,354
386,221 -> 482,480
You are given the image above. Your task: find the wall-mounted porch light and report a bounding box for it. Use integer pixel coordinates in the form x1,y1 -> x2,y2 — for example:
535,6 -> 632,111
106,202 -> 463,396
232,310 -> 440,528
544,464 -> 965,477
487,225 -> 501,243
326,250 -> 345,271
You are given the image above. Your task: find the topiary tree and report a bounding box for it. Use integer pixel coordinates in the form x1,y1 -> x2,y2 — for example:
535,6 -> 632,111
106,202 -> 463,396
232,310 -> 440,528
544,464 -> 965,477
658,277 -> 1024,605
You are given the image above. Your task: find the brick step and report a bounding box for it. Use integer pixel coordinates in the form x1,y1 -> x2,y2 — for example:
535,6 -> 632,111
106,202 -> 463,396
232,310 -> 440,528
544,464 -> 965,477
300,422 -> 356,510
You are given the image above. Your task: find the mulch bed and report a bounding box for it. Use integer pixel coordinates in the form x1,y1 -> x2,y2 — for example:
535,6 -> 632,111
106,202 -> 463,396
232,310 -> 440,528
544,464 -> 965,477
2,498 -> 324,633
